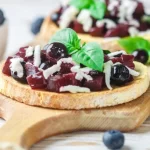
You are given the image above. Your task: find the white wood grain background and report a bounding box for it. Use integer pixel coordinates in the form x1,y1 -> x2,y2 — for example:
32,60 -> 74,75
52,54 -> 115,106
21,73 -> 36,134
0,0 -> 150,149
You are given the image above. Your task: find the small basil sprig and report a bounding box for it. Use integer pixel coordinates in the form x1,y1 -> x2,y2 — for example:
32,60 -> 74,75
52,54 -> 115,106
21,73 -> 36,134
72,42 -> 104,72
49,28 -> 104,72
118,37 -> 150,63
70,0 -> 94,10
89,1 -> 106,20
50,28 -> 81,54
70,0 -> 106,20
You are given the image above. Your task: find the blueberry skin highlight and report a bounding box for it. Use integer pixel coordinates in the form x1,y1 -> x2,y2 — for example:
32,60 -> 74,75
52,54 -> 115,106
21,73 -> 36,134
103,130 -> 125,150
31,17 -> 44,35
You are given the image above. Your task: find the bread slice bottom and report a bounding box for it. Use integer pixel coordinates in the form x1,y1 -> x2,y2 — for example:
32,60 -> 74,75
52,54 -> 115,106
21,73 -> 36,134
0,62 -> 149,110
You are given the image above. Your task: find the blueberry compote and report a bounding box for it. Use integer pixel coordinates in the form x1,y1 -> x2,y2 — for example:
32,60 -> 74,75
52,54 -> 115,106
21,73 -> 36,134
2,43 -> 136,93
51,0 -> 150,38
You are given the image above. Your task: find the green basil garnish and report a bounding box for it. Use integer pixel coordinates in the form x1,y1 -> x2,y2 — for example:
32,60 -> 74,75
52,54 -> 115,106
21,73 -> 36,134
70,0 -> 106,20
49,28 -> 104,72
72,42 -> 104,72
70,0 -> 94,10
49,28 -> 81,54
89,1 -> 106,20
118,37 -> 150,63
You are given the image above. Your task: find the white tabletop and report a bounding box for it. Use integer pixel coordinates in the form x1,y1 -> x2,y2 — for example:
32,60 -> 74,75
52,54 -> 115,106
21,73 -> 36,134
0,0 -> 150,149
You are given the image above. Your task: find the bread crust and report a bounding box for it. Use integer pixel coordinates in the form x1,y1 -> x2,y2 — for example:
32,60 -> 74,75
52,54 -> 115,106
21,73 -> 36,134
39,17 -> 150,52
0,62 -> 149,110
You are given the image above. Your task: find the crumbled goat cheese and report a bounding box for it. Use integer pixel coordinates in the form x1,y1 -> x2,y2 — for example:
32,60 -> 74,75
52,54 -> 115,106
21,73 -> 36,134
103,61 -> 113,90
138,30 -> 150,36
128,19 -> 140,27
71,65 -> 93,81
43,57 -> 77,79
43,64 -> 61,79
59,6 -> 79,29
128,27 -> 139,37
77,9 -> 93,32
107,50 -> 126,57
96,19 -> 117,29
60,0 -> 70,7
60,85 -> 90,93
126,66 -> 140,76
10,58 -> 24,78
108,0 -> 119,15
34,45 -> 41,67
25,46 -> 34,57
118,0 -> 138,23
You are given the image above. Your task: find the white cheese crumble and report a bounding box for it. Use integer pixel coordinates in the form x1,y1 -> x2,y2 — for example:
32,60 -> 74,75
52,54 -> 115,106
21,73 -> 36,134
59,6 -> 79,29
25,46 -> 34,57
10,58 -> 24,78
77,9 -> 93,32
96,19 -> 117,29
128,19 -> 140,27
126,66 -> 140,76
108,0 -> 119,15
43,57 -> 77,79
60,85 -> 90,93
128,27 -> 139,37
107,50 -> 126,57
43,64 -> 61,79
103,61 -> 113,90
71,65 -> 93,81
60,0 -> 70,7
118,0 -> 138,23
34,45 -> 41,67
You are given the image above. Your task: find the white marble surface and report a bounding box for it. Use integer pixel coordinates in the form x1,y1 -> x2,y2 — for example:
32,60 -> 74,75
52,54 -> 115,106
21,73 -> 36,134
0,0 -> 150,150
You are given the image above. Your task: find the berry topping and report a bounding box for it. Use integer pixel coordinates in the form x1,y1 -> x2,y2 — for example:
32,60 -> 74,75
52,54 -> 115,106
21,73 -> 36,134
31,17 -> 44,35
2,57 -> 13,76
11,62 -> 27,83
111,64 -> 130,85
0,9 -> 5,25
103,130 -> 125,150
46,42 -> 68,59
47,73 -> 81,92
132,49 -> 148,64
27,72 -> 47,89
83,75 -> 104,91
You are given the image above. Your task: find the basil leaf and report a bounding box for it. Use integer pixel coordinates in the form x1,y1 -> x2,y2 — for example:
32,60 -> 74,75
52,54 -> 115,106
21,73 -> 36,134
89,1 -> 106,20
49,28 -> 81,54
72,42 -> 104,72
142,15 -> 150,23
118,37 -> 150,63
70,0 -> 94,10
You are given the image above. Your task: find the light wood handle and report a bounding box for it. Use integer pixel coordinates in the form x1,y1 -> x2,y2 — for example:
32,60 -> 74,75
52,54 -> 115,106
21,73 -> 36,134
0,95 -> 80,149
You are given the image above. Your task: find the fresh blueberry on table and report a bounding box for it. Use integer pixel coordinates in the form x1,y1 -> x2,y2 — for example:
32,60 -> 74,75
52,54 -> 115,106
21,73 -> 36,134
0,9 -> 5,25
31,17 -> 44,35
103,130 -> 125,150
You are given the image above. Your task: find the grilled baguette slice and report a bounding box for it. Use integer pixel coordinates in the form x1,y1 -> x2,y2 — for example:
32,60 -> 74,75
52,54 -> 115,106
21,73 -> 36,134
0,61 -> 149,110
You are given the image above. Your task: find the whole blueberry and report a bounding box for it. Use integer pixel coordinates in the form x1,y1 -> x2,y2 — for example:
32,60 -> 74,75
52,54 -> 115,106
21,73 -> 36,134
0,9 -> 5,25
132,49 -> 148,64
31,17 -> 44,35
103,130 -> 125,150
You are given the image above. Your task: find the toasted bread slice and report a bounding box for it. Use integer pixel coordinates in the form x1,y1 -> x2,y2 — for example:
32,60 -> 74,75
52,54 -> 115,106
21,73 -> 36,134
39,17 -> 150,52
0,61 -> 149,110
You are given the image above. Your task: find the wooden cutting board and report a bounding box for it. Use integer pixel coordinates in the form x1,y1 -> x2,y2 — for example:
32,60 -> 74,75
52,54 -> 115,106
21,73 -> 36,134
0,39 -> 149,150
0,85 -> 149,150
